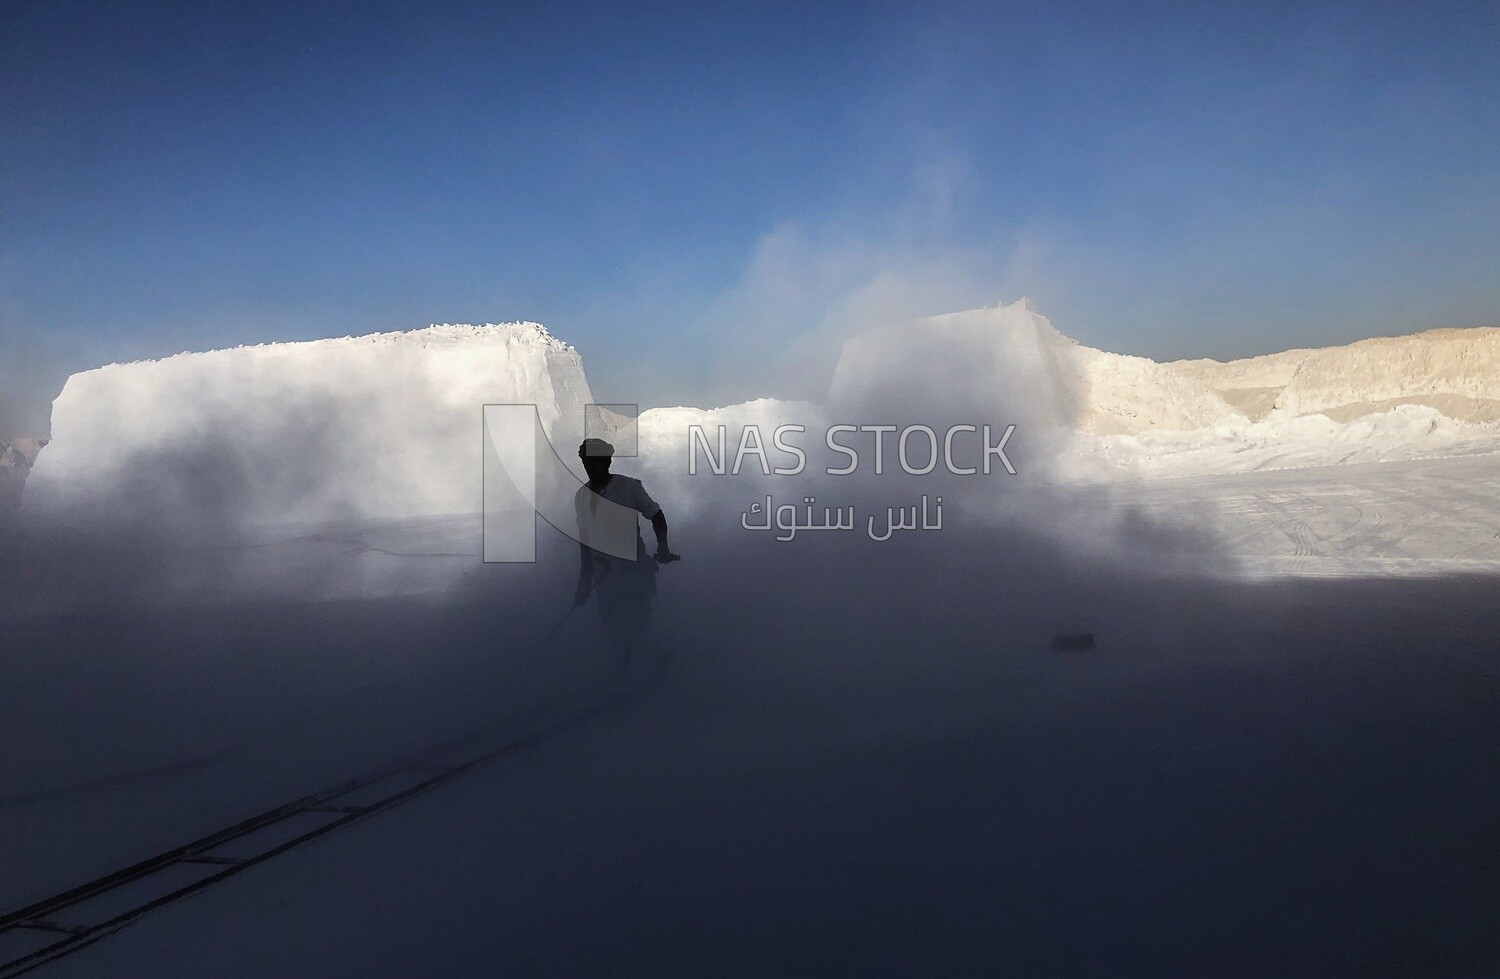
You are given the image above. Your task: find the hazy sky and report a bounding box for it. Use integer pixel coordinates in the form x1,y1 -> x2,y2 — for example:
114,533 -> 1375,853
3,0 -> 1497,430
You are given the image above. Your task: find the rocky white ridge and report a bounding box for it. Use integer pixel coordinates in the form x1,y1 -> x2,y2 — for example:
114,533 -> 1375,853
644,300 -> 1500,481
824,299 -> 1244,435
637,300 -> 1248,465
1171,329 -> 1500,424
1273,328 -> 1500,423
1112,325 -> 1500,478
21,302 -> 1500,524
27,323 -> 593,524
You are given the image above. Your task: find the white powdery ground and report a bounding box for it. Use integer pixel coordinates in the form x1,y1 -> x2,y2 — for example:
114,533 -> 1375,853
1069,404 -> 1500,481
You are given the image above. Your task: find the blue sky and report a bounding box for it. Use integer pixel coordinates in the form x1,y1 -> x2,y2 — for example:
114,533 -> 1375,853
3,0 -> 1497,431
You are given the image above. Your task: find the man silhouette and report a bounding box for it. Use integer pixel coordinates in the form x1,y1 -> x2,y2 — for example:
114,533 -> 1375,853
574,437 -> 679,668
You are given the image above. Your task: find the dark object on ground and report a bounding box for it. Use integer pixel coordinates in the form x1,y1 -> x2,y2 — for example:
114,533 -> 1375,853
1050,632 -> 1095,651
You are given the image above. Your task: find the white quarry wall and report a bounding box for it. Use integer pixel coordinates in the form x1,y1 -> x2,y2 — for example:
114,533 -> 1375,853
1055,342 -> 1241,435
1273,328 -> 1500,422
1168,348 -> 1315,392
28,323 -> 594,525
828,299 -> 1070,430
829,299 -> 1238,436
823,304 -> 1500,480
21,306 -> 1500,519
639,399 -> 828,471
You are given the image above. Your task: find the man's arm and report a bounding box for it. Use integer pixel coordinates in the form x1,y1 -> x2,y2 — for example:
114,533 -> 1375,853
651,510 -> 680,563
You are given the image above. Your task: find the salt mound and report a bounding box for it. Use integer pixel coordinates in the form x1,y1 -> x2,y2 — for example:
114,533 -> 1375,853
1056,342 -> 1243,435
1169,347 -> 1316,392
639,399 -> 828,462
829,299 -> 1239,436
1275,328 -> 1500,422
24,304 -> 1500,519
1166,327 -> 1500,424
1168,348 -> 1317,421
29,323 -> 593,525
